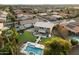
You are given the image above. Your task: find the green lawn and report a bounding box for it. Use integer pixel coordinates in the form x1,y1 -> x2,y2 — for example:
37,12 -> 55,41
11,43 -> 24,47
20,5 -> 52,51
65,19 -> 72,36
16,31 -> 37,43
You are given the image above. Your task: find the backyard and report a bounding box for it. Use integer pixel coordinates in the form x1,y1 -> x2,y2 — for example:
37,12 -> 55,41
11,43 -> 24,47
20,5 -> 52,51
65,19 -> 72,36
16,31 -> 37,43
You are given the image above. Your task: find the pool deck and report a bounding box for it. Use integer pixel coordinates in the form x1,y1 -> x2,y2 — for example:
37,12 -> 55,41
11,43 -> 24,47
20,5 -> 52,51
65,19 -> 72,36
69,36 -> 79,42
20,42 -> 45,55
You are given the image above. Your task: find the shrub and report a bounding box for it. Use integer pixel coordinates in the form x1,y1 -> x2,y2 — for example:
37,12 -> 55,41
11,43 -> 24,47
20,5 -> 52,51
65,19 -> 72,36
71,39 -> 79,46
43,36 -> 72,55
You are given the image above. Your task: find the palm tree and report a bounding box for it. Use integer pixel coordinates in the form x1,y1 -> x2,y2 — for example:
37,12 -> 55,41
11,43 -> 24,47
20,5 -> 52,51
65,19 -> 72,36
1,29 -> 19,55
0,6 -> 20,55
2,30 -> 14,54
6,7 -> 20,54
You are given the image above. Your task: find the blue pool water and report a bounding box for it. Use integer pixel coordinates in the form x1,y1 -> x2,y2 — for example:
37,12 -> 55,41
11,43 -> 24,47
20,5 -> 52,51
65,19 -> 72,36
24,43 -> 43,55
69,36 -> 79,42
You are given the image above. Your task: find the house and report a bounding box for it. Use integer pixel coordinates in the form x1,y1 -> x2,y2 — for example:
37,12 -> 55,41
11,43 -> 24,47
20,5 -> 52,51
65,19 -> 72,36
47,9 -> 53,13
15,20 -> 34,32
0,23 -> 3,34
52,12 -> 59,15
0,23 -> 9,34
16,14 -> 27,20
59,20 -> 79,41
0,23 -> 4,30
38,13 -> 48,16
16,13 -> 33,21
49,15 -> 63,21
4,21 -> 18,28
14,9 -> 28,20
0,11 -> 7,22
60,20 -> 79,34
33,21 -> 55,38
13,9 -> 23,15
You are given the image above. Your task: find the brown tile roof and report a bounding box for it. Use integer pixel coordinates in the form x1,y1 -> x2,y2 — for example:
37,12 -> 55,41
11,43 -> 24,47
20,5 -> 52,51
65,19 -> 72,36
63,21 -> 79,33
74,26 -> 79,33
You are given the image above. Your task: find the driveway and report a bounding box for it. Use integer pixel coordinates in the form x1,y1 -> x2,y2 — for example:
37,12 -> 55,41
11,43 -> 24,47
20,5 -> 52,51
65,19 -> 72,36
69,45 -> 79,55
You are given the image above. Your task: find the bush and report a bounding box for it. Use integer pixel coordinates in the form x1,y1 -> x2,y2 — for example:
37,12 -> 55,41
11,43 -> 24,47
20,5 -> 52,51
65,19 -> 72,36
43,36 -> 72,55
71,39 -> 79,46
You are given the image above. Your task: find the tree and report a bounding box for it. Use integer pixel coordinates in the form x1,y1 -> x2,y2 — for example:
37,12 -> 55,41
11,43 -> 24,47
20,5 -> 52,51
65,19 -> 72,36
1,29 -> 19,55
6,29 -> 19,55
53,24 -> 69,39
0,6 -> 20,55
44,36 -> 72,55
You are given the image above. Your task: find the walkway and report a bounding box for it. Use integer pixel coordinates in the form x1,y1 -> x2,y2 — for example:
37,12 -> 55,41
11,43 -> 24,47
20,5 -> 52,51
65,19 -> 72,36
35,36 -> 41,43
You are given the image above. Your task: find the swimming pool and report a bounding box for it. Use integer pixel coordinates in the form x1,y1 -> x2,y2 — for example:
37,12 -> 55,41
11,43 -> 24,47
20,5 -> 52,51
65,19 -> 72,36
24,43 -> 43,55
69,36 -> 79,42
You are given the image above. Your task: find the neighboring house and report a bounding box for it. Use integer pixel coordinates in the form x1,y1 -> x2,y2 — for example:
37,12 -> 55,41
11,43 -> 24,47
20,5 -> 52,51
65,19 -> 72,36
4,22 -> 18,28
47,9 -> 53,13
49,15 -> 63,21
14,9 -> 23,15
0,23 -> 3,34
38,13 -> 48,16
33,21 -> 55,38
60,20 -> 79,41
0,11 -> 7,22
61,20 -> 79,34
16,14 -> 33,21
15,20 -> 33,32
16,14 -> 27,20
0,23 -> 9,35
0,23 -> 4,30
14,9 -> 33,21
15,24 -> 33,31
52,12 -> 59,15
0,11 -> 8,34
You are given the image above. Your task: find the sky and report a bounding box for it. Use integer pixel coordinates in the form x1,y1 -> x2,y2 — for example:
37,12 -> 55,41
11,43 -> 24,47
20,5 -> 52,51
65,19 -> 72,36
0,0 -> 79,5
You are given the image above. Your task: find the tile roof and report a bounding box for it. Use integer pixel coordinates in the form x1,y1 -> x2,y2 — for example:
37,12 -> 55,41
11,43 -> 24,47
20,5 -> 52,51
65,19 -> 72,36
65,21 -> 79,33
